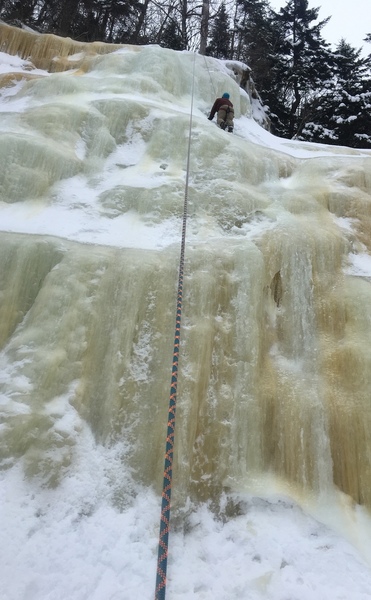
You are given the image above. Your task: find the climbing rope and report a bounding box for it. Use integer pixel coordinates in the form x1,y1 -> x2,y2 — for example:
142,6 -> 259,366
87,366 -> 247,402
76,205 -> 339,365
154,52 -> 196,600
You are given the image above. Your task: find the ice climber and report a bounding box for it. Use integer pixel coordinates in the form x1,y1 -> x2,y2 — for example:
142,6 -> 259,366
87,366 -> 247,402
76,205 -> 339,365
208,92 -> 234,132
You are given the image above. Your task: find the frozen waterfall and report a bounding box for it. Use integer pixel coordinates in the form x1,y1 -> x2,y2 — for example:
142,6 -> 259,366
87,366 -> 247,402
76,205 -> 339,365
1,22 -> 371,600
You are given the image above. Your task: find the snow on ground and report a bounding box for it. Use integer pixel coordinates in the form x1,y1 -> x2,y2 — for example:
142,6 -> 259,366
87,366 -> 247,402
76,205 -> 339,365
0,51 -> 46,75
236,115 -> 371,159
2,452 -> 371,600
347,252 -> 371,277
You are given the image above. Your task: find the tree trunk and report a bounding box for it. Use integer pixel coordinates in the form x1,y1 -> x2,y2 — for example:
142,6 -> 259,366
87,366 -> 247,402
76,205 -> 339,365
133,0 -> 151,43
181,0 -> 188,49
199,0 -> 209,55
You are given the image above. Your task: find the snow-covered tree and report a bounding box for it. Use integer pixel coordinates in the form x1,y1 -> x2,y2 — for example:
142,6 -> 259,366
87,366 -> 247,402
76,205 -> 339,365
301,40 -> 371,148
267,0 -> 333,139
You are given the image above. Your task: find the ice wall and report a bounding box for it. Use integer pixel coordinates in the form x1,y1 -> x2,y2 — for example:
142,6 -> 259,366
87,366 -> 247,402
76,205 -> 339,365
1,26 -> 371,517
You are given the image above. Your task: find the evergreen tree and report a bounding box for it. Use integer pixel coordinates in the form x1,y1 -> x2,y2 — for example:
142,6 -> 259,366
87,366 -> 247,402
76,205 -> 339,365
206,2 -> 231,59
301,40 -> 371,148
159,19 -> 184,50
0,0 -> 40,28
267,0 -> 333,138
0,0 -> 144,42
234,0 -> 274,64
233,0 -> 281,109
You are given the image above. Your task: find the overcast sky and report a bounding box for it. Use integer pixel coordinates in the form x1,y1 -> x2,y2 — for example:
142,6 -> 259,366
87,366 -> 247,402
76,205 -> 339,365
269,0 -> 370,54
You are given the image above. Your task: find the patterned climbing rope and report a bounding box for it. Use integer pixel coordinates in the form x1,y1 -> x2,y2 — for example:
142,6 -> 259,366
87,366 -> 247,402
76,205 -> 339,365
154,52 -> 196,600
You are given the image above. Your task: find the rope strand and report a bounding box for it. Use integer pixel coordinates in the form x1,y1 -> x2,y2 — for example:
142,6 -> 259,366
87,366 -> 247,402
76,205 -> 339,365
154,52 -> 196,600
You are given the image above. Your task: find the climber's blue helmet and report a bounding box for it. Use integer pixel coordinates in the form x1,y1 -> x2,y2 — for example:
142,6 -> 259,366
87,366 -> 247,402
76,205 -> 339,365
222,92 -> 230,99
